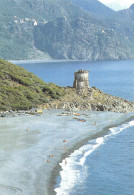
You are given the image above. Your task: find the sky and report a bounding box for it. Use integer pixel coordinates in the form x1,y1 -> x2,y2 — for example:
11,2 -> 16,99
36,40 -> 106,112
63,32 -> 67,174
99,0 -> 134,11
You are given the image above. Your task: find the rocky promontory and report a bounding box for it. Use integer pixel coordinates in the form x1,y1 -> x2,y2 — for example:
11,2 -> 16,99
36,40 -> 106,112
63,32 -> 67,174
0,59 -> 134,113
39,87 -> 134,113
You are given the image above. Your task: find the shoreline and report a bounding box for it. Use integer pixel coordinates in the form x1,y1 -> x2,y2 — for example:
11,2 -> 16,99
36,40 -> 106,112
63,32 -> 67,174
48,113 -> 134,195
0,110 -> 134,195
8,59 -> 132,65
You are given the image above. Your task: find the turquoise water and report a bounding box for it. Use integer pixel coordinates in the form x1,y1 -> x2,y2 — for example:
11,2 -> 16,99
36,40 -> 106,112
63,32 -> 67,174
15,60 -> 134,195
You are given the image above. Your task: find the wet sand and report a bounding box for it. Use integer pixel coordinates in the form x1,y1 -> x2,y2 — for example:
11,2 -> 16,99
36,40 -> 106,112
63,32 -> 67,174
0,110 -> 133,195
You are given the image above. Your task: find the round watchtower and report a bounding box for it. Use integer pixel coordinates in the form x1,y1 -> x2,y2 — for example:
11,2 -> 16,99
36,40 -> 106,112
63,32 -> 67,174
73,69 -> 89,89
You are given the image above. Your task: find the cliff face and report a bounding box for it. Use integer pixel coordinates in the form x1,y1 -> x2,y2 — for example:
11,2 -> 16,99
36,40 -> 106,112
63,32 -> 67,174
0,0 -> 99,60
34,17 -> 134,60
1,0 -> 134,60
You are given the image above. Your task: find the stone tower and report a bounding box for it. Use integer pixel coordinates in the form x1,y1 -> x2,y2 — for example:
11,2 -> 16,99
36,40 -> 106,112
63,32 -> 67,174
73,69 -> 89,89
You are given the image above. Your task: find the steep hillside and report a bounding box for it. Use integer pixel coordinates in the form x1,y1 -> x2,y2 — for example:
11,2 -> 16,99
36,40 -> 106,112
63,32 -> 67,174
70,0 -> 134,39
0,0 -> 134,61
113,4 -> 134,38
0,0 -> 102,60
0,59 -> 65,110
34,17 -> 134,60
71,0 -> 115,19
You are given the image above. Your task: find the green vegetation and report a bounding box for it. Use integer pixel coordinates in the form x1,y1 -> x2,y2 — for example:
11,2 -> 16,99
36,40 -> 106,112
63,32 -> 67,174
0,0 -> 97,60
0,0 -> 134,60
0,59 -> 65,110
34,17 -> 134,60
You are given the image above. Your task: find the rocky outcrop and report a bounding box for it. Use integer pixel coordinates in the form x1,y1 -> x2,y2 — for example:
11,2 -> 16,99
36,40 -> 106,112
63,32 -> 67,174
40,87 -> 134,113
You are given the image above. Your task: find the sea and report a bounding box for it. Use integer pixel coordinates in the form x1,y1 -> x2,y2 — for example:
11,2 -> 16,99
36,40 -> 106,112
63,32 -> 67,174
14,60 -> 134,195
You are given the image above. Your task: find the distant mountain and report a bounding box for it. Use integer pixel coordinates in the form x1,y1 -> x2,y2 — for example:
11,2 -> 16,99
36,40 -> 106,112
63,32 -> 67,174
34,17 -> 134,60
102,4 -> 134,43
0,0 -> 134,61
114,4 -> 134,37
0,0 -> 103,60
71,0 -> 115,19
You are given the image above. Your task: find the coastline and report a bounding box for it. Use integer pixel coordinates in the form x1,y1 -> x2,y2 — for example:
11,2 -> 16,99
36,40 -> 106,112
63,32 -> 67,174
0,110 -> 134,195
9,59 -> 83,64
9,59 -> 130,65
48,112 -> 134,195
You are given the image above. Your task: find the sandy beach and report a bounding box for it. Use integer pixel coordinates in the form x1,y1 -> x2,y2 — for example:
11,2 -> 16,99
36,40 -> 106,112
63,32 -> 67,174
0,110 -> 134,195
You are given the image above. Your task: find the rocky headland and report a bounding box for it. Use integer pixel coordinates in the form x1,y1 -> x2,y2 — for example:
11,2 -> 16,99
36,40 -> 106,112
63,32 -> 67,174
0,59 -> 134,114
39,87 -> 134,113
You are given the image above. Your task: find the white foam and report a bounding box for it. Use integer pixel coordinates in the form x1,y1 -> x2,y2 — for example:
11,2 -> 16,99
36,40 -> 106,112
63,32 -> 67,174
109,120 -> 134,136
54,120 -> 134,195
55,136 -> 105,194
79,137 -> 104,166
55,156 -> 81,195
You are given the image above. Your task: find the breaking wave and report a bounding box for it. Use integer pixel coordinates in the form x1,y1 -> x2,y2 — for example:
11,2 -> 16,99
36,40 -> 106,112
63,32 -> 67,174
54,120 -> 134,195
